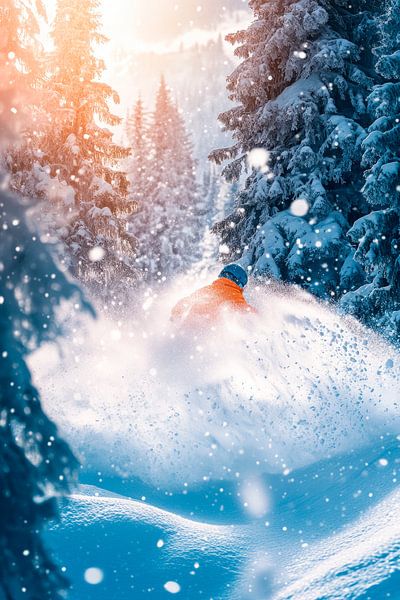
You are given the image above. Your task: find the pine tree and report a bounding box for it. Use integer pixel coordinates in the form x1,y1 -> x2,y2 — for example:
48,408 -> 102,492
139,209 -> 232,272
38,0 -> 137,301
0,4 -> 87,598
1,0 -> 48,184
126,97 -> 151,205
341,0 -> 400,342
0,189 -> 88,600
210,0 -> 379,300
131,78 -> 201,282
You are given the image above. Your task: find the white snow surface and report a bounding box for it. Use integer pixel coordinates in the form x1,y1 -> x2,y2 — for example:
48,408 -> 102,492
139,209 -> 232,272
52,479 -> 400,599
31,277 -> 400,487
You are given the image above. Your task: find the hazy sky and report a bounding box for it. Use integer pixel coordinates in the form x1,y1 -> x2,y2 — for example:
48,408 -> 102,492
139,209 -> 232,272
101,0 -> 250,51
42,0 -> 251,119
43,1 -> 250,55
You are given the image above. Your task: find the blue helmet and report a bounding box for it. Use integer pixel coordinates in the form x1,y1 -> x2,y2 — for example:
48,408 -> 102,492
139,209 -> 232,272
219,263 -> 248,288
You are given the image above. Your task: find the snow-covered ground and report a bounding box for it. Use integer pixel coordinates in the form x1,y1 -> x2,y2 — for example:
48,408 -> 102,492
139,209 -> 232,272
30,276 -> 400,598
45,456 -> 400,599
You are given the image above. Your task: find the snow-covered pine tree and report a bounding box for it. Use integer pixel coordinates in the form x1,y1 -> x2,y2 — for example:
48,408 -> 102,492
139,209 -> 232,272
126,97 -> 151,205
0,0 -> 47,136
131,77 -> 201,282
210,0 -> 379,300
1,0 -> 47,181
38,0 -> 137,301
0,189 -> 88,600
0,5 -> 88,597
341,0 -> 400,342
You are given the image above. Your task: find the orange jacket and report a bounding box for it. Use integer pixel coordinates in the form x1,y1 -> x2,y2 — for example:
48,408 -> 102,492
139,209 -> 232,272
171,277 -> 255,328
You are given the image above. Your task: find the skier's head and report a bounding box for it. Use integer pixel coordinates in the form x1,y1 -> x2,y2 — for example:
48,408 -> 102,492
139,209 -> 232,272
218,264 -> 248,289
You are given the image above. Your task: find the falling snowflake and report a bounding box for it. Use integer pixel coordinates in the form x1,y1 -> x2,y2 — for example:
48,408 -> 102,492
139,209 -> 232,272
164,581 -> 181,594
247,148 -> 269,171
84,567 -> 104,585
89,246 -> 105,262
290,199 -> 309,217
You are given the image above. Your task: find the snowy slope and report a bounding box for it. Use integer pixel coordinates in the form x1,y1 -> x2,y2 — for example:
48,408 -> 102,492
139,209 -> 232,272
31,278 -> 400,598
45,441 -> 400,599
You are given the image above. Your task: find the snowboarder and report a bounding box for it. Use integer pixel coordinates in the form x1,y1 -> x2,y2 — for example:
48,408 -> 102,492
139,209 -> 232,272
171,264 -> 256,329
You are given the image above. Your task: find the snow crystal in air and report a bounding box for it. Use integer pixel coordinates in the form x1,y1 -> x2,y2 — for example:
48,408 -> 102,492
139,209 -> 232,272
290,199 -> 309,217
241,476 -> 271,518
164,581 -> 181,594
294,50 -> 307,59
84,567 -> 104,585
142,297 -> 154,311
219,243 -> 230,255
247,148 -> 269,171
89,246 -> 105,262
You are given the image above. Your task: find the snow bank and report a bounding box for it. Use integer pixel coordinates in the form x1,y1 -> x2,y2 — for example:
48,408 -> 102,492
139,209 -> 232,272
30,277 -> 400,487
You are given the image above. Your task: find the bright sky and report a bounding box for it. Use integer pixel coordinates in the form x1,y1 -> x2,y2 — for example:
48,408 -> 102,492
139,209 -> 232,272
43,1 -> 251,62
43,1 -> 249,49
42,1 -> 251,125
101,0 -> 249,51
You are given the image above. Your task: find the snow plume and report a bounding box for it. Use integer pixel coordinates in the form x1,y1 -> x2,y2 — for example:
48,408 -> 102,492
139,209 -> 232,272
30,277 -> 400,488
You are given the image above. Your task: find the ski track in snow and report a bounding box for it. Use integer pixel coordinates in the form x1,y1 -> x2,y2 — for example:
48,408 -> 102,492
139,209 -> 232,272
32,278 -> 400,599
